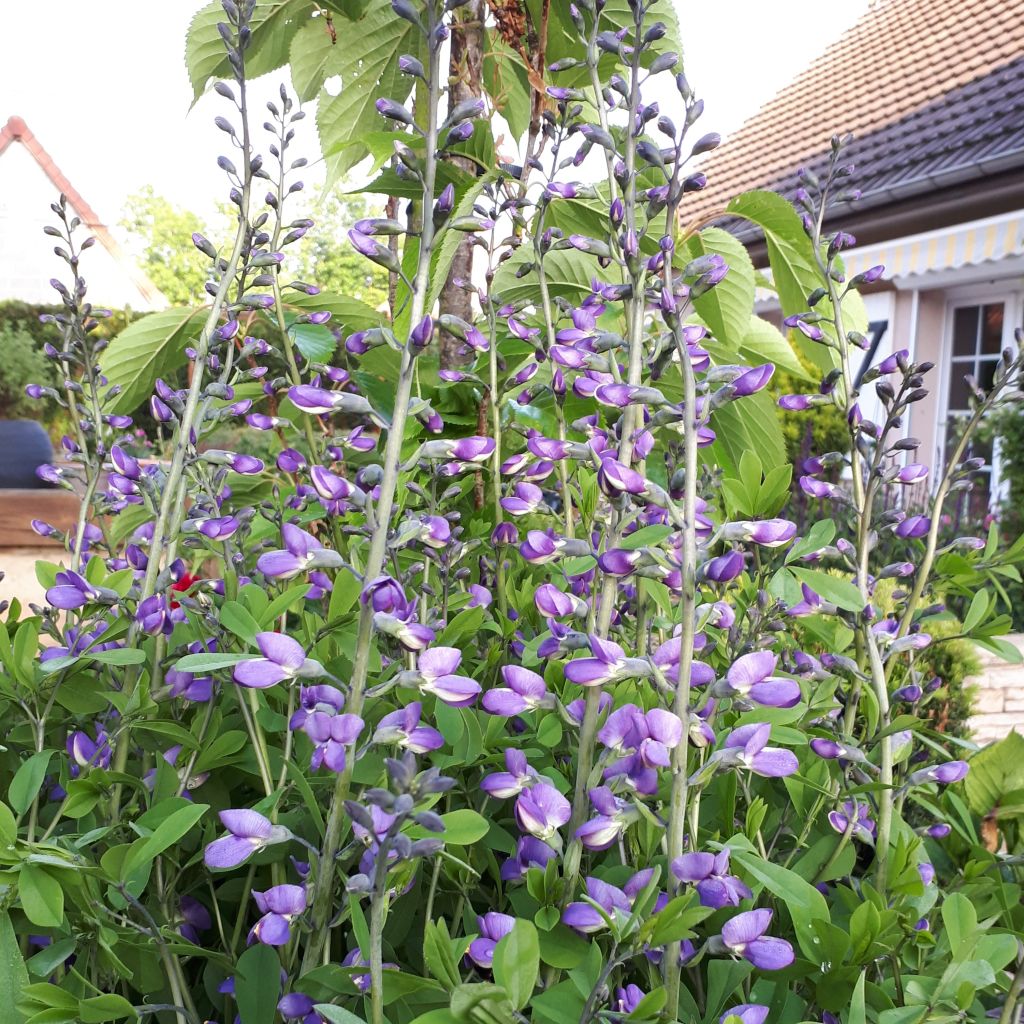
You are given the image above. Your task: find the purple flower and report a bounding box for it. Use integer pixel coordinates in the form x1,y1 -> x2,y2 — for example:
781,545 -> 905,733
731,364 -> 775,397
720,724 -> 798,778
615,986 -> 646,1015
721,1006 -> 770,1024
534,583 -> 584,618
909,760 -> 969,785
703,550 -> 745,582
177,896 -> 212,945
828,801 -> 875,843
925,822 -> 951,839
302,709 -> 364,773
483,665 -> 551,716
565,635 -> 628,687
46,570 -> 107,610
500,835 -> 558,881
372,702 -> 443,753
501,482 -> 546,517
576,786 -> 634,850
482,748 -> 538,799
278,992 -> 320,1023
411,647 -> 481,706
563,877 -> 631,933
258,523 -> 342,579
234,632 -> 325,689
672,850 -> 752,909
467,913 -> 516,969
721,651 -> 801,708
249,884 -> 306,946
204,809 -> 291,869
719,909 -> 794,970
722,519 -> 798,548
515,781 -> 571,843
597,456 -> 646,497
895,515 -> 931,539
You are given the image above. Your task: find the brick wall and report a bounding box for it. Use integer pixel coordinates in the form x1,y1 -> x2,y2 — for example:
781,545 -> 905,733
967,635 -> 1024,745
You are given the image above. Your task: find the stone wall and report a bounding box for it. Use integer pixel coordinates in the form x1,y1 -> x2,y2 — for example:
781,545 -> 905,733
967,634 -> 1024,745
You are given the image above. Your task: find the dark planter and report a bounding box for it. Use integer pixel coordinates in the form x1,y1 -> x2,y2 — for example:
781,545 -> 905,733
0,419 -> 54,488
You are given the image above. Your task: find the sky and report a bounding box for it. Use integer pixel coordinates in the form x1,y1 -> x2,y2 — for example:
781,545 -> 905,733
0,0 -> 871,229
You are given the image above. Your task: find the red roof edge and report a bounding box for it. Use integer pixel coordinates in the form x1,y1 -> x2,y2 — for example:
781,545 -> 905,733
0,115 -> 168,308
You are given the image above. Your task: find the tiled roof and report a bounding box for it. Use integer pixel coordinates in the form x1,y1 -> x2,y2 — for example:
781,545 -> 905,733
0,116 -> 166,307
688,0 -> 1024,223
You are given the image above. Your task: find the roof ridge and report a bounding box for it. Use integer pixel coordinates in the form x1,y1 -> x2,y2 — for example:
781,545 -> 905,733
0,115 -> 167,308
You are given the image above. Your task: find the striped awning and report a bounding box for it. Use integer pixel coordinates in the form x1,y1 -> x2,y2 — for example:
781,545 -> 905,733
842,210 -> 1024,280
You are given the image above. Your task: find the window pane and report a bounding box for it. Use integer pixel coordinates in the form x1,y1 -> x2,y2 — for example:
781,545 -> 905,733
952,306 -> 979,356
981,303 -> 1004,354
979,356 -> 999,393
947,368 -> 972,411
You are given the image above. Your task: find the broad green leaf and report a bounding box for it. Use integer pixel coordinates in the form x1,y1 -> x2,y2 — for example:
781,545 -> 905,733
173,652 -> 250,672
847,971 -> 866,1024
235,944 -> 280,1024
739,316 -> 812,380
621,525 -> 674,550
0,912 -> 28,1023
289,16 -> 345,102
101,307 -> 206,414
963,731 -> 1024,818
680,228 -> 755,350
220,601 -> 261,645
18,864 -> 64,927
288,290 -> 383,342
316,5 -> 426,182
408,808 -> 489,846
9,751 -> 54,817
186,0 -> 310,102
492,919 -> 539,1011
708,390 -> 786,474
483,33 -> 531,140
25,938 -> 76,978
727,190 -> 841,375
0,801 -> 16,843
492,247 -> 614,306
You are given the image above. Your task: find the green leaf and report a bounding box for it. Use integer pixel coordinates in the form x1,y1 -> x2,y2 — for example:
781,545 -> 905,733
235,944 -> 280,1024
316,5 -> 425,182
101,307 -> 206,414
492,247 -> 613,306
18,864 -> 64,927
680,228 -> 755,349
9,751 -> 54,817
0,801 -> 16,844
314,1007 -> 367,1024
123,803 -> 209,877
620,525 -> 674,550
0,913 -> 28,1023
409,808 -> 489,846
962,730 -> 1024,817
730,846 -> 830,961
940,893 -> 977,957
173,652 -> 250,673
87,647 -> 147,667
25,938 -> 75,979
220,601 -> 261,645
186,0 -> 309,102
791,568 -> 865,613
847,971 -> 866,1024
290,16 -> 345,102
708,390 -> 786,474
492,919 -> 539,1011
738,316 -> 812,381
727,190 -> 841,376
78,994 -> 137,1023
482,33 -> 531,140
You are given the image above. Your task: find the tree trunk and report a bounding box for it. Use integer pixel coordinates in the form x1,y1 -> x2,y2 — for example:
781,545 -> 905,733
438,0 -> 485,370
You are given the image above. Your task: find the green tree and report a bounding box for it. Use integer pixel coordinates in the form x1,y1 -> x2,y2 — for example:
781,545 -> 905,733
119,186 -> 210,307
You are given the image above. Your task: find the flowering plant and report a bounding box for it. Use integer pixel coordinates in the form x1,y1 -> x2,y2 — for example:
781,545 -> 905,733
3,2 -> 1024,1024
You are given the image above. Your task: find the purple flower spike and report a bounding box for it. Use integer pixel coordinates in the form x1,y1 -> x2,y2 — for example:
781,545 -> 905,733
719,909 -> 794,971
483,665 -> 551,716
515,781 -> 570,843
205,809 -> 291,869
467,913 -> 516,969
233,632 -> 324,689
249,884 -> 306,946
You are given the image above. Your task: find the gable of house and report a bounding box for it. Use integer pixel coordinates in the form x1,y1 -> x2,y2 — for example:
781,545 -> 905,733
0,116 -> 166,310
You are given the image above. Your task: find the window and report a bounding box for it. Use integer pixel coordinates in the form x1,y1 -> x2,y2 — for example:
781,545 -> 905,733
942,301 -> 1006,521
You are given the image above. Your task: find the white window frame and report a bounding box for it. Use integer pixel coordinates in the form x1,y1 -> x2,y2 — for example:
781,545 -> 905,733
936,283 -> 1024,508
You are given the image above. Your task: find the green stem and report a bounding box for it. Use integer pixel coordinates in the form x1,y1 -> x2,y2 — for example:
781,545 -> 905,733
301,13 -> 444,972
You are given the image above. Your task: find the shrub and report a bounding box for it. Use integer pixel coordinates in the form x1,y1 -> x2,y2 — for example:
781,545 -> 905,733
2,4 -> 1023,1024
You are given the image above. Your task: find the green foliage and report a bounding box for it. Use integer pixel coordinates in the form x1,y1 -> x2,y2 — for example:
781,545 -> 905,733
0,326 -> 54,419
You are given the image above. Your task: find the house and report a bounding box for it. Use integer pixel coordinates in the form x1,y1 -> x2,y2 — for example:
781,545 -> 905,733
690,0 -> 1024,513
0,115 -> 166,310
